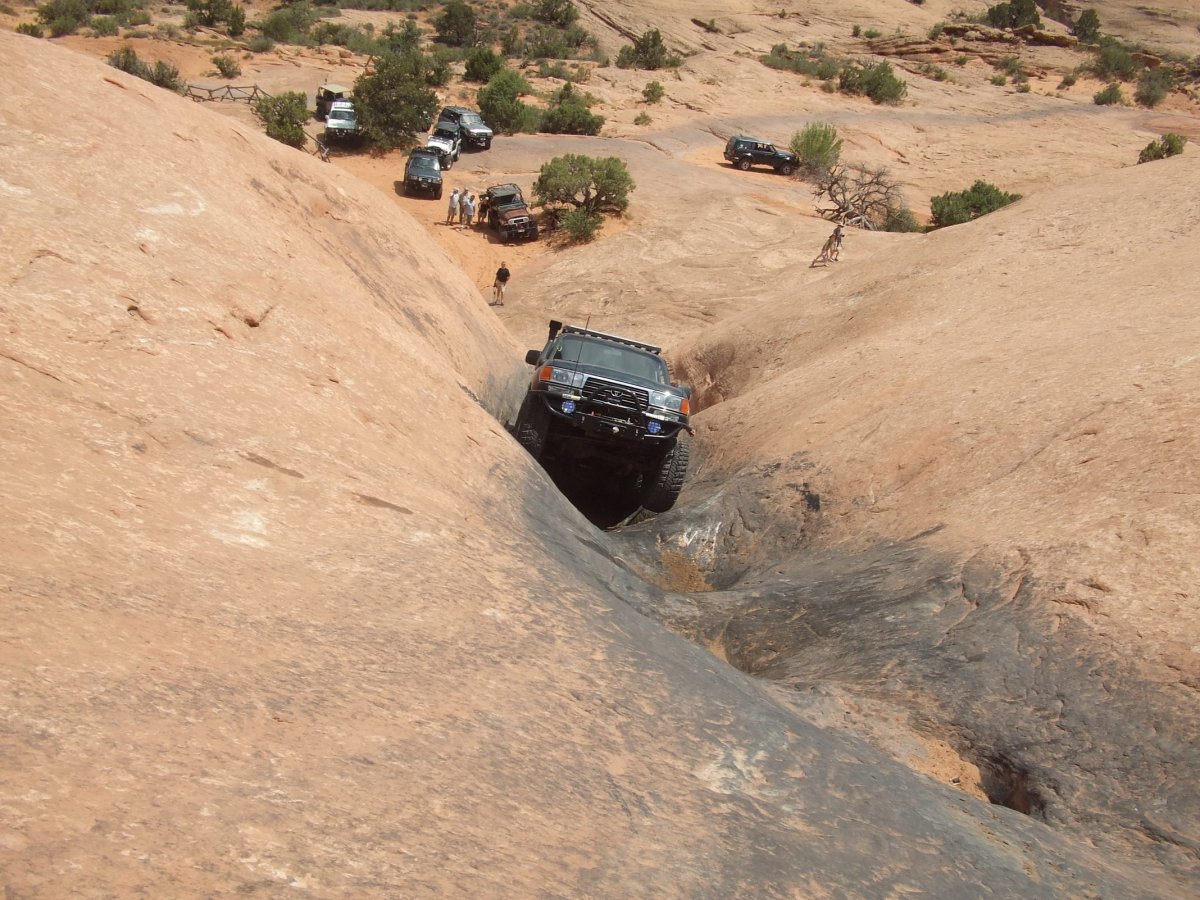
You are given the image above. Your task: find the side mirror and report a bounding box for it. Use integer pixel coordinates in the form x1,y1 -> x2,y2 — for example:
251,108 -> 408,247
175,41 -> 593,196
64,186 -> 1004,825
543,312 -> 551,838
524,349 -> 540,366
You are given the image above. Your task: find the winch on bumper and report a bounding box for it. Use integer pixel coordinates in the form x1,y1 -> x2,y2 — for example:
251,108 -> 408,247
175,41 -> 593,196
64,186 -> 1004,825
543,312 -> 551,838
512,321 -> 693,513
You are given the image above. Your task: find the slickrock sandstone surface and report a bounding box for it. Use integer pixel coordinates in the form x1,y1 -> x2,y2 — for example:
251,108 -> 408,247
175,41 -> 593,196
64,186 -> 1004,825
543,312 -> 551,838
3,0 -> 1199,893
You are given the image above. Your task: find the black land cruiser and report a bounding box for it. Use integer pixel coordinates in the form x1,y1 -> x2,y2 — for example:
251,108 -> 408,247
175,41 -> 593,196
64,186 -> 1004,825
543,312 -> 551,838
723,135 -> 797,175
404,148 -> 443,199
437,106 -> 494,150
513,321 -> 692,513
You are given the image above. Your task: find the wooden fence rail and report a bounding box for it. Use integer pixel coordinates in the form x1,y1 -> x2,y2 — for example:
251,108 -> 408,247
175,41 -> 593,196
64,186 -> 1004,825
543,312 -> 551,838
184,84 -> 269,103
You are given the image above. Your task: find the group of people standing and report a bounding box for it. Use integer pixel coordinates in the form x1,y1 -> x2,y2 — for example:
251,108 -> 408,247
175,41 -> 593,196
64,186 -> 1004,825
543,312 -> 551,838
445,188 -> 487,229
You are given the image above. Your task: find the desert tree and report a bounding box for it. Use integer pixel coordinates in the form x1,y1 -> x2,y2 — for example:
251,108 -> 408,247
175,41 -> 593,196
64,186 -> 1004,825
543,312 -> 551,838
353,53 -> 439,151
533,154 -> 635,216
812,163 -> 905,230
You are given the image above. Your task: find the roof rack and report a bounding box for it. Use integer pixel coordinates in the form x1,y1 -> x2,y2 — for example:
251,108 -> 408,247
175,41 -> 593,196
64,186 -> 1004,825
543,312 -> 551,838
561,323 -> 661,355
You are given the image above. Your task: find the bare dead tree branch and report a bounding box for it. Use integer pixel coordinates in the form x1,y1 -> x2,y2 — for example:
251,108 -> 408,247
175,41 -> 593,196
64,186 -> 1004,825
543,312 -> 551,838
813,163 -> 905,231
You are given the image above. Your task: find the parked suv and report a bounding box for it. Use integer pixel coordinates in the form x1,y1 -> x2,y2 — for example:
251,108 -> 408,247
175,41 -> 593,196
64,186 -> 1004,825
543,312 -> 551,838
404,148 -> 443,199
425,120 -> 461,169
324,99 -> 360,142
513,321 -> 692,513
483,184 -> 538,243
723,135 -> 797,175
438,106 -> 494,150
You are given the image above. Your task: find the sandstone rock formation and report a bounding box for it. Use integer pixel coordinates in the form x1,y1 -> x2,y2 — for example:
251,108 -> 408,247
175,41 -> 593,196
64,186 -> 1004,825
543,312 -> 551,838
2,14 -> 1198,899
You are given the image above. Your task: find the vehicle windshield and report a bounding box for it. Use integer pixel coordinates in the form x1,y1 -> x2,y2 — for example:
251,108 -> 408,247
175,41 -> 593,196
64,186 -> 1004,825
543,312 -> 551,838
553,336 -> 668,385
460,113 -> 484,127
409,156 -> 439,172
433,128 -> 456,140
329,110 -> 354,122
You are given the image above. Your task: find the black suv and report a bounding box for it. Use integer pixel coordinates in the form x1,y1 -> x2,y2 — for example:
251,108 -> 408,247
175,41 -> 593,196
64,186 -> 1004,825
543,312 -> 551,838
404,148 -> 443,199
437,106 -> 494,150
723,135 -> 797,175
513,321 -> 692,513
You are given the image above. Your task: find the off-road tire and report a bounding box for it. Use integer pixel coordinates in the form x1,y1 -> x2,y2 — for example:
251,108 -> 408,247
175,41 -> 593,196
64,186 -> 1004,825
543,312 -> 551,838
482,139 -> 492,150
514,396 -> 549,460
434,186 -> 443,200
778,163 -> 795,176
642,439 -> 690,513
737,158 -> 752,171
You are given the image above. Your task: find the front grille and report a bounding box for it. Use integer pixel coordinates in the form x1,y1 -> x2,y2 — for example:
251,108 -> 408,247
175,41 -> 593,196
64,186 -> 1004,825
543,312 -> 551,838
581,377 -> 648,414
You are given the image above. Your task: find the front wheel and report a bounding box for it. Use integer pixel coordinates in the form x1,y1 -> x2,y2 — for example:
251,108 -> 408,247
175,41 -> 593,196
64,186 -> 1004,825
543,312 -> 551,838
642,440 -> 690,512
434,186 -> 443,200
778,163 -> 795,176
514,396 -> 549,460
737,158 -> 752,171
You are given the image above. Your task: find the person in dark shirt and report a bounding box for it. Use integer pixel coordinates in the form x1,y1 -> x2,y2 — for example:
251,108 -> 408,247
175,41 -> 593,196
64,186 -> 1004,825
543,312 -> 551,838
491,263 -> 511,306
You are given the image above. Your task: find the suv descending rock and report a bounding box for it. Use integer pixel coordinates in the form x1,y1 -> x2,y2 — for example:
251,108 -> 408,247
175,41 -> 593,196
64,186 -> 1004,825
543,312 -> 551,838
724,135 -> 797,175
484,183 -> 538,242
513,321 -> 692,513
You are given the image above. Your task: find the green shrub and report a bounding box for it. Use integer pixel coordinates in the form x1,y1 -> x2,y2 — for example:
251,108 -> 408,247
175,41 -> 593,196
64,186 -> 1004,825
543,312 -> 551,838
928,23 -> 945,40
986,0 -> 1041,29
1093,36 -> 1140,81
253,90 -> 309,148
559,207 -> 602,242
1016,82 -> 1031,92
885,207 -> 922,232
226,4 -> 244,36
851,25 -> 861,37
212,53 -> 241,78
1134,67 -> 1174,107
464,47 -> 503,82
38,0 -> 90,35
248,34 -> 274,52
126,8 -> 149,25
148,59 -> 183,91
477,69 -> 536,133
91,14 -> 119,34
1137,133 -> 1187,163
642,80 -> 664,103
761,42 -> 841,80
185,0 -> 232,28
533,0 -> 577,28
995,56 -> 1023,77
633,111 -> 651,126
615,28 -> 678,69
17,21 -> 44,36
863,28 -> 881,39
540,101 -> 603,135
1093,82 -> 1123,105
353,51 -> 438,149
930,180 -> 1021,227
260,2 -> 317,43
839,61 -> 907,104
1057,72 -> 1077,89
533,154 -> 634,215
790,121 -> 842,178
1073,8 -> 1100,44
434,0 -> 475,47
990,74 -> 1007,85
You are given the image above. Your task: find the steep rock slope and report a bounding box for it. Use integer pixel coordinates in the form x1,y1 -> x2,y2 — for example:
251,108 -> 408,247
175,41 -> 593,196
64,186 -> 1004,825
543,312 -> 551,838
633,151 -> 1200,882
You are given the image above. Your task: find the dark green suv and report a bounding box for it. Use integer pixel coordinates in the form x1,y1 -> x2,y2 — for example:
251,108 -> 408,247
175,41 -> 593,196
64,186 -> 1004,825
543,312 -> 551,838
723,135 -> 797,175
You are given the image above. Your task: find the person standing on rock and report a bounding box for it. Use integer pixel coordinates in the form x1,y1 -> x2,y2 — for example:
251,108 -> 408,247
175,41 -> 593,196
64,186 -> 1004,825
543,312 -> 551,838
491,262 -> 511,306
446,189 -> 459,225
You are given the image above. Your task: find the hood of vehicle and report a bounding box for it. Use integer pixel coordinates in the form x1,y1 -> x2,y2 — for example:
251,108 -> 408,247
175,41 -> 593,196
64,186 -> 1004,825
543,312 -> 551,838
426,135 -> 454,151
550,361 -> 680,395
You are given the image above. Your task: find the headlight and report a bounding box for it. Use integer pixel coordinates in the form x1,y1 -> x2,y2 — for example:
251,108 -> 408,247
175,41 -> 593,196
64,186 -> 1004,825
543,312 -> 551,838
648,390 -> 689,415
538,365 -> 587,390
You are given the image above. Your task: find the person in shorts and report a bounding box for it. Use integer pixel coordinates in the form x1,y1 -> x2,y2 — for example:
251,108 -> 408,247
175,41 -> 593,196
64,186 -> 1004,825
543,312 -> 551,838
492,262 -> 511,305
